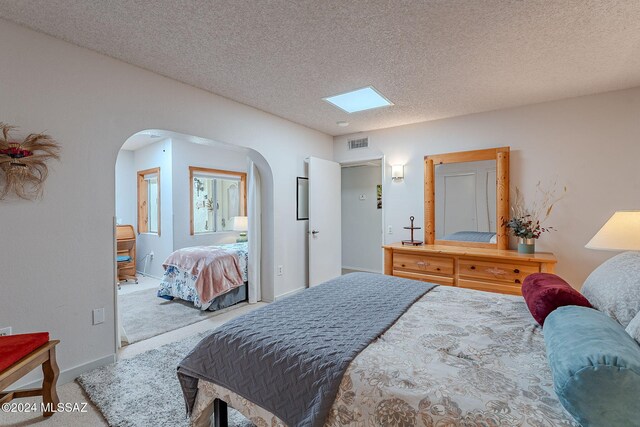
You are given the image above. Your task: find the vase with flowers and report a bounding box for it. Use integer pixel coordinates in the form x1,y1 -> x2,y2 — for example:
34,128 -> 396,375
505,182 -> 566,254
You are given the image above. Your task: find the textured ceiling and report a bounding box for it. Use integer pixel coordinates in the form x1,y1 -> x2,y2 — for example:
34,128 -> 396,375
2,1 -> 640,136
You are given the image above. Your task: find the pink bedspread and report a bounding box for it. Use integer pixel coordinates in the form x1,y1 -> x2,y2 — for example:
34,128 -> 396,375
162,246 -> 244,304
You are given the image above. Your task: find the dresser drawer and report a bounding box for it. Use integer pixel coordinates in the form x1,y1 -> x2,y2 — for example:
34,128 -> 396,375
458,258 -> 538,285
393,253 -> 454,275
458,278 -> 523,295
393,270 -> 455,286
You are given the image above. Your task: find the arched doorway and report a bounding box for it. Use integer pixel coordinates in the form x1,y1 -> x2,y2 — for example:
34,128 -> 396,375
113,129 -> 274,350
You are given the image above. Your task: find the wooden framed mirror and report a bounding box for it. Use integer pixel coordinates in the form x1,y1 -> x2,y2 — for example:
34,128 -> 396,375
424,147 -> 510,249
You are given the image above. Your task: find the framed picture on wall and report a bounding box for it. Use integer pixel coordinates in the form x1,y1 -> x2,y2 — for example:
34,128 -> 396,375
297,177 -> 309,220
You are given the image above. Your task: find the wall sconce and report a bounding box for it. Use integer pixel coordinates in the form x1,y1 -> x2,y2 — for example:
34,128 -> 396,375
391,164 -> 404,182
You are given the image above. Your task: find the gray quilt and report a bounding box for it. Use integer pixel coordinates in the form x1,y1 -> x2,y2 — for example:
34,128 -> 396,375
177,272 -> 435,427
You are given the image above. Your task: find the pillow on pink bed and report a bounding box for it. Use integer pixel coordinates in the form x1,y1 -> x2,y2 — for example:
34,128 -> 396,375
522,273 -> 593,326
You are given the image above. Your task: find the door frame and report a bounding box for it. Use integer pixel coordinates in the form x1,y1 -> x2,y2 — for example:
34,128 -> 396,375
339,155 -> 386,273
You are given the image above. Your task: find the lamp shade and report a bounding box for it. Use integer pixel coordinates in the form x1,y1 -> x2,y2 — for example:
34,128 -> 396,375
231,216 -> 248,232
391,164 -> 404,180
585,211 -> 640,251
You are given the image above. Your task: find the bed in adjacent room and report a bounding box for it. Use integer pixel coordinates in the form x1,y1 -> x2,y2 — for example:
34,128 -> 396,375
158,242 -> 248,311
178,272 -> 584,427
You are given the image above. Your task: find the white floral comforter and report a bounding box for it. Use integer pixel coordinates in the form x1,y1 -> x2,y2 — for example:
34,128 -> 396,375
158,242 -> 248,310
192,285 -> 577,427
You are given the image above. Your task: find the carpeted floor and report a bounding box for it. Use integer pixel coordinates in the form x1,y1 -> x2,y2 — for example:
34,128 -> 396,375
120,288 -> 218,344
77,331 -> 254,427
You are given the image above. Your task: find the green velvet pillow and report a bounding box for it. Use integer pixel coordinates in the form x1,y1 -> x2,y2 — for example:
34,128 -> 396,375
544,306 -> 640,426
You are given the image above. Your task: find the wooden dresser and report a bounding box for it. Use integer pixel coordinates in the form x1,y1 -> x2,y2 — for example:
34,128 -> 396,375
383,243 -> 557,295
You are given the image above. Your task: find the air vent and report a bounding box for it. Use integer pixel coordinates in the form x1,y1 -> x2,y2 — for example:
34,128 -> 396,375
347,137 -> 369,150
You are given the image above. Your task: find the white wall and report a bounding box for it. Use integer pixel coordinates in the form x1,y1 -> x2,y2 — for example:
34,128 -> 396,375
0,19 -> 332,385
171,138 -> 248,250
115,150 -> 136,229
132,139 -> 174,278
335,87 -> 640,289
341,165 -> 383,272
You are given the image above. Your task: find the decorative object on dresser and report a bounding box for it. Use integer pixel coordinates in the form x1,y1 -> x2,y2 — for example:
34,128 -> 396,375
0,123 -> 61,200
383,243 -> 556,295
506,183 -> 566,253
401,215 -> 423,246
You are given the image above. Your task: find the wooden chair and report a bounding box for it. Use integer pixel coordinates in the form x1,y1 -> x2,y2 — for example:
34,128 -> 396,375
116,224 -> 138,284
0,334 -> 60,417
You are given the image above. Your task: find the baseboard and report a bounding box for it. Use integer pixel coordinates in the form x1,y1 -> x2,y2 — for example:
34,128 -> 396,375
342,265 -> 382,274
17,353 -> 116,390
274,286 -> 306,301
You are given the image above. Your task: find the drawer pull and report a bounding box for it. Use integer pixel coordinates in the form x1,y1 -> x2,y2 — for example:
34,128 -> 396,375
470,265 -> 476,270
515,279 -> 521,284
486,267 -> 507,276
513,268 -> 520,274
401,264 -> 406,267
436,268 -> 441,271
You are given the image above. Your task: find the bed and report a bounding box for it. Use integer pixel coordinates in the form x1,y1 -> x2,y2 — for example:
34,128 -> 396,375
177,272 -> 578,427
157,242 -> 248,311
441,230 -> 497,243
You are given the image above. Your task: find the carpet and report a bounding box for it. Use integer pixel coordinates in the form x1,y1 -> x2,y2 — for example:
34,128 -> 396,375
120,288 -> 217,344
78,331 -> 253,427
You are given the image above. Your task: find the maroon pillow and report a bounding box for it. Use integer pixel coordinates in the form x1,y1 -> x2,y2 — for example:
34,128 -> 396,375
522,273 -> 592,326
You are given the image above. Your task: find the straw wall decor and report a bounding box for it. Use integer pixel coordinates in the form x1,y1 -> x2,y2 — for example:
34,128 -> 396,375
0,122 -> 61,200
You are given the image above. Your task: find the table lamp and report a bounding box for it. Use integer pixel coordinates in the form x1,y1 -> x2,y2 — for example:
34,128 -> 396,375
585,211 -> 640,251
232,216 -> 248,242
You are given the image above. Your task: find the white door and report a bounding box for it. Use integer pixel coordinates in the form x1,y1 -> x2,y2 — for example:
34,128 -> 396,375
308,157 -> 342,286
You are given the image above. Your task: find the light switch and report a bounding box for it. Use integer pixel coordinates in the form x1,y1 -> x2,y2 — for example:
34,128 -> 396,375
93,308 -> 105,325
359,194 -> 366,200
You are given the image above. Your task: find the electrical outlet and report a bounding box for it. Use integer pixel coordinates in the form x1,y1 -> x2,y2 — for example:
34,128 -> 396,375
149,251 -> 154,259
0,327 -> 11,336
277,265 -> 284,276
93,308 -> 105,325
388,225 -> 393,234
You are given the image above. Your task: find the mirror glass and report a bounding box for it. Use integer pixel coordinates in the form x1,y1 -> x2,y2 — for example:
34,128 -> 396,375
192,175 -> 242,233
297,177 -> 309,220
435,159 -> 497,243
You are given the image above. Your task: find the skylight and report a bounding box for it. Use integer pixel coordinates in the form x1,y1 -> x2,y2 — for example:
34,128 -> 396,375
323,86 -> 393,113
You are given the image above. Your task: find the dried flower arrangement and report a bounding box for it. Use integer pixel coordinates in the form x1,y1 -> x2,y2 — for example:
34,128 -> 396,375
0,123 -> 61,200
505,181 -> 567,240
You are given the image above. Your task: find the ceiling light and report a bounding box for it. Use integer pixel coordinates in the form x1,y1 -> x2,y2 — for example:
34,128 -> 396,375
337,121 -> 349,127
323,86 -> 393,113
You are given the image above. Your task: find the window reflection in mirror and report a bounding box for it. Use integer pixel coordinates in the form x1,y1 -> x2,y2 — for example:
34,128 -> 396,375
190,168 -> 245,234
146,174 -> 159,233
435,159 -> 497,243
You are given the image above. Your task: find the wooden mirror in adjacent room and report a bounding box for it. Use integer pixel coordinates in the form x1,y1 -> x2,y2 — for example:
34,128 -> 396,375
424,147 -> 510,249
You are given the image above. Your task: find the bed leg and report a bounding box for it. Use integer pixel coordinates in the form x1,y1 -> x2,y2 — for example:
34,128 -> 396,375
213,398 -> 228,427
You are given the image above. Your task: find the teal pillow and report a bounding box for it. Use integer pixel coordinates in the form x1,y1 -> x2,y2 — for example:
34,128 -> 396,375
544,306 -> 640,426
